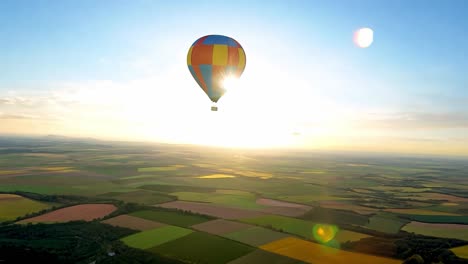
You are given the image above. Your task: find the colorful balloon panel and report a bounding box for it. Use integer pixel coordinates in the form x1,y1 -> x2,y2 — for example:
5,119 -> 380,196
187,35 -> 246,103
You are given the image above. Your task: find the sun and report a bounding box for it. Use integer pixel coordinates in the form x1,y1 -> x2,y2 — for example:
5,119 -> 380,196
222,76 -> 240,92
354,27 -> 374,48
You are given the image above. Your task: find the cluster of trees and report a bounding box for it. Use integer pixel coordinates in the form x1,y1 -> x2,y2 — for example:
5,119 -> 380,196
0,221 -> 183,264
343,233 -> 468,264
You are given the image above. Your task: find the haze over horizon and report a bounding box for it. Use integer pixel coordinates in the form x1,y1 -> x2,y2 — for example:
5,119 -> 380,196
1,0 -> 467,156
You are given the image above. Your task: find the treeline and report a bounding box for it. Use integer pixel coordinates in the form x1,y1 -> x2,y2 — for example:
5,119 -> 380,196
0,221 -> 184,264
342,233 -> 468,264
1,191 -> 215,226
0,191 -> 120,226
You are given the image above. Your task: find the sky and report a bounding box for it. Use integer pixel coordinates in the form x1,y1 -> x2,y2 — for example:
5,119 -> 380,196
0,0 -> 467,156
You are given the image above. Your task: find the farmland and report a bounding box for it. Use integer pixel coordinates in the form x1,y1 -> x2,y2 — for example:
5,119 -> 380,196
451,245 -> 468,259
102,214 -> 166,231
1,136 -> 468,263
0,194 -> 54,221
121,225 -> 193,249
223,226 -> 291,246
260,237 -> 402,264
228,249 -> 306,264
18,203 -> 117,223
149,232 -> 255,264
402,221 -> 468,241
130,209 -> 212,227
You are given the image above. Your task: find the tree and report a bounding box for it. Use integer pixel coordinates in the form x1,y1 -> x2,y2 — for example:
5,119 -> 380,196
402,254 -> 424,264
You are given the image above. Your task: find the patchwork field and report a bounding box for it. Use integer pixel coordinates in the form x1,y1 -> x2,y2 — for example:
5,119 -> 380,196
228,249 -> 306,264
400,214 -> 468,224
130,209 -> 211,227
121,225 -> 193,249
149,231 -> 255,264
0,194 -> 54,222
402,221 -> 468,241
224,226 -> 291,246
99,190 -> 175,205
260,237 -> 402,264
318,200 -> 378,215
241,215 -> 316,239
170,191 -> 263,210
365,213 -> 409,234
18,204 -> 117,223
384,208 -> 460,216
158,201 -> 266,219
101,214 -> 165,231
191,219 -> 252,235
1,137 -> 468,263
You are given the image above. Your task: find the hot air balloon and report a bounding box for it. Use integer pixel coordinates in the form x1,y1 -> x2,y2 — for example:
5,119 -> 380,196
187,35 -> 246,111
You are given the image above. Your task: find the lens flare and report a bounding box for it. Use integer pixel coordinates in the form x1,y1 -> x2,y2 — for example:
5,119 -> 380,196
353,27 -> 374,48
313,224 -> 339,244
222,76 -> 239,92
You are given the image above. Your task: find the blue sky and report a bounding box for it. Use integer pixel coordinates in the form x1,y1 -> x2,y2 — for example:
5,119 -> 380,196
1,0 -> 467,155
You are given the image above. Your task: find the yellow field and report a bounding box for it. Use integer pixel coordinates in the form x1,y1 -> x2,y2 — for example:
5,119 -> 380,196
384,208 -> 459,216
196,174 -> 236,179
451,245 -> 468,259
334,230 -> 371,243
0,170 -> 28,175
300,171 -> 326,174
0,194 -> 54,222
260,237 -> 401,264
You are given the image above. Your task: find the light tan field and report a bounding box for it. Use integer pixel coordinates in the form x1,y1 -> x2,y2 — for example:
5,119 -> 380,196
260,237 -> 401,264
102,214 -> 165,230
19,204 -> 117,223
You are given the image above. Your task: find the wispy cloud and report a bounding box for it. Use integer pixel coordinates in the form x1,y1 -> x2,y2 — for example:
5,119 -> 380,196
358,112 -> 468,129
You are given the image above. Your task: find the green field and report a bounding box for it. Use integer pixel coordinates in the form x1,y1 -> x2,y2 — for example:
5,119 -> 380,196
99,190 -> 175,204
1,136 -> 468,263
171,191 -> 263,210
224,226 -> 290,246
130,210 -> 211,227
241,215 -> 316,239
0,194 -> 55,222
149,231 -> 255,264
365,213 -> 409,234
121,225 -> 193,249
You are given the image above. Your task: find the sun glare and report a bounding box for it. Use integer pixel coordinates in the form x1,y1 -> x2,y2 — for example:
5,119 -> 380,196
354,27 -> 374,48
222,76 -> 239,92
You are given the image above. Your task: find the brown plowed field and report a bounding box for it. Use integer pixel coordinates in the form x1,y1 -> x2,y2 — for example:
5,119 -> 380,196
191,219 -> 252,235
19,204 -> 117,223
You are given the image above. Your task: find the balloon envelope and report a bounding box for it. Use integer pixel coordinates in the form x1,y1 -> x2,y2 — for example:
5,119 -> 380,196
187,35 -> 246,103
